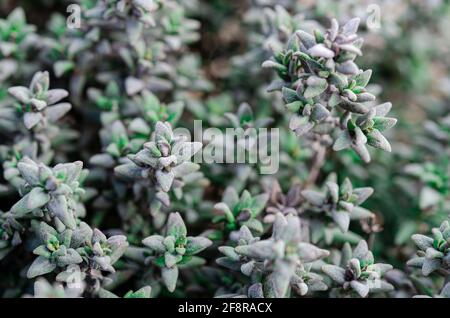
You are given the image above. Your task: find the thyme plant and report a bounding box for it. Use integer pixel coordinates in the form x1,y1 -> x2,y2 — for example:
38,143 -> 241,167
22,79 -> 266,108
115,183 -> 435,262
0,0 -> 449,299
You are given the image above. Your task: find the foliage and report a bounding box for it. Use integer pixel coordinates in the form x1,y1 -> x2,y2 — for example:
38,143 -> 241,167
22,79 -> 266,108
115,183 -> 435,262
0,0 -> 450,298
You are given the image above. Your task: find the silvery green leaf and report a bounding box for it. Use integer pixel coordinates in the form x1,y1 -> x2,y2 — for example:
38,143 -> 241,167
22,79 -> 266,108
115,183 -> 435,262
333,131 -> 352,151
272,213 -> 289,241
371,281 -> 395,293
185,236 -> 212,255
441,283 -> 450,298
155,121 -> 173,141
61,161 -> 83,183
214,202 -> 234,223
45,103 -> 71,122
53,60 -> 75,77
89,154 -> 115,168
339,201 -> 353,212
30,98 -> 47,111
126,286 -> 152,298
156,191 -> 170,207
297,243 -> 329,262
235,240 -> 277,260
295,30 -> 316,49
308,44 -> 335,59
167,212 -> 187,239
368,263 -> 393,275
311,104 -> 330,122
17,161 -> 40,186
243,219 -> 264,233
264,260 -> 294,298
216,257 -> 241,271
261,60 -> 287,72
350,280 -> 369,297
372,117 -> 397,131
304,76 -> 328,99
47,195 -> 76,230
155,169 -> 174,192
373,102 -> 392,117
108,236 -> 128,264
251,193 -> 269,215
94,255 -> 114,272
0,43 -> 15,57
342,18 -> 360,35
337,61 -> 359,75
411,234 -> 434,251
352,187 -> 374,205
354,127 -> 366,145
352,143 -> 371,163
349,258 -> 361,278
339,99 -> 368,114
218,246 -> 240,261
350,207 -> 373,220
161,266 -> 179,292
158,155 -> 177,168
406,257 -> 424,268
240,260 -> 255,276
129,118 -> 150,135
27,187 -> 50,209
132,149 -> 159,167
172,162 -> 199,178
353,70 -> 372,87
301,190 -> 325,206
289,115 -> 314,136
267,80 -> 286,92
8,86 -> 30,103
125,76 -> 145,96
332,211 -> 350,232
329,73 -> 348,90
367,129 -> 391,152
356,92 -> 375,102
425,247 -> 443,259
92,228 -> 107,243
10,187 -> 50,216
33,245 -> 51,258
282,87 -> 298,103
57,248 -> 83,266
326,181 -> 339,204
353,240 -> 369,260
115,163 -> 143,179
71,222 -> 92,248
419,186 -> 441,210
98,288 -> 119,298
358,112 -> 377,130
239,225 -> 255,242
27,256 -> 57,278
30,71 -> 49,93
248,283 -> 264,298
164,252 -> 181,268
322,264 -> 346,284
24,112 -> 43,129
142,235 -> 165,253
339,44 -> 362,56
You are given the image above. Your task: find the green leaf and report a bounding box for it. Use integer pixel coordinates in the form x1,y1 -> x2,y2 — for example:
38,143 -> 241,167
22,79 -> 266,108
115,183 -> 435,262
166,212 -> 187,239
185,236 -> 212,255
54,60 -> 75,77
353,69 -> 372,87
282,87 -> 298,103
372,117 -> 397,131
304,76 -> 328,99
161,266 -> 179,292
27,256 -> 56,278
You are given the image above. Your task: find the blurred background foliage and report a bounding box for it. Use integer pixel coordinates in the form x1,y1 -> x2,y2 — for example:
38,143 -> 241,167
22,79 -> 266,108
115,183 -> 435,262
1,0 -> 450,297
